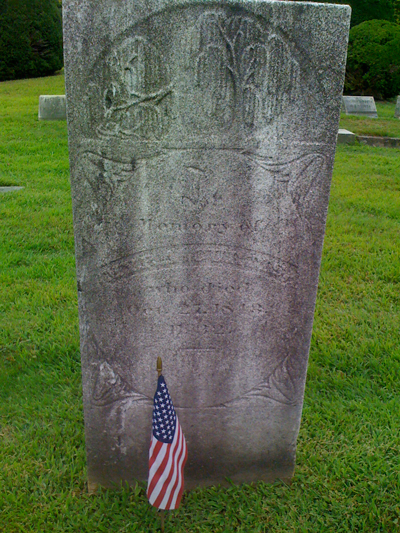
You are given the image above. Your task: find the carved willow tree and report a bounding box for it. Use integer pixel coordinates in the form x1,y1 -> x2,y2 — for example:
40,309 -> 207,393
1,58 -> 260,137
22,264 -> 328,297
194,12 -> 300,128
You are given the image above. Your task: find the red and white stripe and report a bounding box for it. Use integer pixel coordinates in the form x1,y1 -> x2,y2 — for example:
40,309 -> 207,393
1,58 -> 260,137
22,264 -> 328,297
147,419 -> 188,510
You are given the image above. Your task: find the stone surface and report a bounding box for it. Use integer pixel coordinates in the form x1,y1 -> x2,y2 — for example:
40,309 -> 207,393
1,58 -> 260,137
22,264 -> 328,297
395,96 -> 400,118
63,0 -> 351,490
357,135 -> 400,148
0,186 -> 24,193
341,96 -> 378,118
338,129 -> 356,145
38,95 -> 66,120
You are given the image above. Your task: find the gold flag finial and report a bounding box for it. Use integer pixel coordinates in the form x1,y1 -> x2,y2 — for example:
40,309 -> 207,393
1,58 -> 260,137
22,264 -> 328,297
157,357 -> 162,377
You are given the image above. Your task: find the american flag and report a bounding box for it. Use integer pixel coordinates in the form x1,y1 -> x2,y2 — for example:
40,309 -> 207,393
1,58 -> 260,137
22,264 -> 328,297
147,375 -> 188,510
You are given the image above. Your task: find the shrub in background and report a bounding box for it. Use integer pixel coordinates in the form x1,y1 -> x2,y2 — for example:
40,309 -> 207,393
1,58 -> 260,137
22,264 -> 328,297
394,0 -> 400,25
0,0 -> 63,82
345,19 -> 400,100
347,0 -> 395,27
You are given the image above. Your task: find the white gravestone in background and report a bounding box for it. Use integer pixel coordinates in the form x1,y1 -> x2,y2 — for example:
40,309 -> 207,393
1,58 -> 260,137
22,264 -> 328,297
38,95 -> 66,121
342,96 -> 378,118
394,96 -> 400,118
63,0 -> 351,490
338,129 -> 356,145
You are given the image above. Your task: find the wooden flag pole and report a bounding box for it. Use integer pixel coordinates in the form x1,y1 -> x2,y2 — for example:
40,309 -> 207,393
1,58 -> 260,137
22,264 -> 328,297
157,357 -> 165,532
160,510 -> 165,532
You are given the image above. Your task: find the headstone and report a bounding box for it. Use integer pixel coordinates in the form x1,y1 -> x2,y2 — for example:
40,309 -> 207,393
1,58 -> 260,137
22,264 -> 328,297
0,186 -> 24,193
38,95 -> 66,120
341,96 -> 378,118
338,129 -> 356,145
394,96 -> 400,118
63,0 -> 351,490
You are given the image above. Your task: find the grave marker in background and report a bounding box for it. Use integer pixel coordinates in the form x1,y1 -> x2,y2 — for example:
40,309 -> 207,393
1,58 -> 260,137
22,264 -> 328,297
38,95 -> 66,121
338,129 -> 356,145
63,0 -> 351,491
394,96 -> 400,118
342,96 -> 378,118
0,186 -> 24,193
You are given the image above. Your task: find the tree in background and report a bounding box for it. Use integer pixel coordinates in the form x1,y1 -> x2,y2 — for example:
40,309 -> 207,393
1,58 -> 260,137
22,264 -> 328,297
393,0 -> 400,23
347,0 -> 395,27
0,0 -> 63,82
345,19 -> 400,99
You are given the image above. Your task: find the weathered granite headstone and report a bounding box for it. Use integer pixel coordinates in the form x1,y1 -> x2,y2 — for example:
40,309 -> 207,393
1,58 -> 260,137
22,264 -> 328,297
394,96 -> 400,118
63,0 -> 350,491
38,95 -> 66,120
341,96 -> 378,118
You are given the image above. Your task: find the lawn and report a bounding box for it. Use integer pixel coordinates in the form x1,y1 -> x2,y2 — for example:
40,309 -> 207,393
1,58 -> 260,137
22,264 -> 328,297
340,99 -> 400,138
1,74 -> 399,532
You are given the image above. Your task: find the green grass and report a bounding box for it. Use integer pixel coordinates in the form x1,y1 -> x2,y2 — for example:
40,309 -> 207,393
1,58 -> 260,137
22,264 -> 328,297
1,74 -> 400,532
340,100 -> 400,137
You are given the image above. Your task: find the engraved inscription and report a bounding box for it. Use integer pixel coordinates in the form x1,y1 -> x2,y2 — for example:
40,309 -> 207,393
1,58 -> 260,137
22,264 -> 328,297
65,0 -> 351,488
144,279 -> 253,296
101,244 -> 298,283
77,4 -> 329,412
138,219 -> 230,235
169,321 -> 236,338
78,149 -> 325,252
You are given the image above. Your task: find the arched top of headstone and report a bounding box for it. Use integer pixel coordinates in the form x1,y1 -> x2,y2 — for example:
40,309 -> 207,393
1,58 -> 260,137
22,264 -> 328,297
82,4 -> 330,154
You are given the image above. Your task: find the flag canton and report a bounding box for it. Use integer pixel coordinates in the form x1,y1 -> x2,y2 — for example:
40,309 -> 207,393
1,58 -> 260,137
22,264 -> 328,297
152,375 -> 177,444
